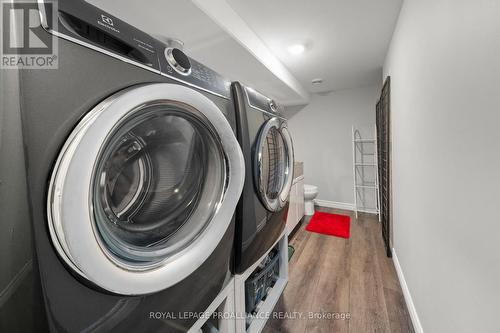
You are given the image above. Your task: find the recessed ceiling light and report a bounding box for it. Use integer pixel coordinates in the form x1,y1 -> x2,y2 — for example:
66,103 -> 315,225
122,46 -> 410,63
312,78 -> 323,85
288,43 -> 306,55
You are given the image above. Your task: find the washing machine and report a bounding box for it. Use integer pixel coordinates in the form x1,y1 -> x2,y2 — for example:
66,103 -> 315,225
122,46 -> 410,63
0,1 -> 244,332
231,82 -> 294,274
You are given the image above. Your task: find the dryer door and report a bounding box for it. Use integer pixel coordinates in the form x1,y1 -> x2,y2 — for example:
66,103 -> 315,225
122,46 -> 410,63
254,117 -> 294,212
47,83 -> 244,295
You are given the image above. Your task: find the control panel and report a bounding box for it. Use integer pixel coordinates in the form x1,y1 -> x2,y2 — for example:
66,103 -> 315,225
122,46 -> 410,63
244,86 -> 282,115
157,44 -> 231,99
38,0 -> 231,99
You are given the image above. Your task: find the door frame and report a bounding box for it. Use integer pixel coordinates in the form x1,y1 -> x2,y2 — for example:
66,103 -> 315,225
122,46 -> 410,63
376,76 -> 392,257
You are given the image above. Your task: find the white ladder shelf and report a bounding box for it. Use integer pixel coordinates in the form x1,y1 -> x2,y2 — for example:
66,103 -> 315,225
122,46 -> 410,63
352,126 -> 381,220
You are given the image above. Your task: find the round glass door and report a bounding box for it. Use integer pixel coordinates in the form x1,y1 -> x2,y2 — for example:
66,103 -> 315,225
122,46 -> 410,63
254,117 -> 294,212
93,105 -> 225,267
47,83 -> 244,295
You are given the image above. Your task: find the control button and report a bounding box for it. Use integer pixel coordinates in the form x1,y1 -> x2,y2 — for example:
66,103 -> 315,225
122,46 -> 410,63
164,47 -> 191,75
269,100 -> 278,112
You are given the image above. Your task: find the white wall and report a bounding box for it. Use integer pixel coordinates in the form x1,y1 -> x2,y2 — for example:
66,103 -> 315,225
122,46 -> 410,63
286,83 -> 380,208
384,1 -> 500,332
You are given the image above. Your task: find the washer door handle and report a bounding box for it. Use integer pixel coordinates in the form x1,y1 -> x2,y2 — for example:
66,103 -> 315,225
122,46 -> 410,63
278,125 -> 294,208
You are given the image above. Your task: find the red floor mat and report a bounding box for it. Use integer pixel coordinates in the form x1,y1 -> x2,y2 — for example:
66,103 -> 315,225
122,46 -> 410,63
305,211 -> 350,238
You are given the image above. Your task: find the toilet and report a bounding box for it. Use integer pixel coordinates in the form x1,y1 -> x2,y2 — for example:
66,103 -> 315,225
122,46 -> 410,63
304,184 -> 319,215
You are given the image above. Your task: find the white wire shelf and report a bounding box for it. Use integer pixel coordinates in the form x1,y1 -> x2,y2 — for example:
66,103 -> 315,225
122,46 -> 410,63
355,184 -> 378,189
352,126 -> 381,221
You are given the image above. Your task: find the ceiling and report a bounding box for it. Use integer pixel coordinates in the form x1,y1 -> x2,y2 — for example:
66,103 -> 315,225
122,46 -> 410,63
87,0 -> 402,104
227,0 -> 402,93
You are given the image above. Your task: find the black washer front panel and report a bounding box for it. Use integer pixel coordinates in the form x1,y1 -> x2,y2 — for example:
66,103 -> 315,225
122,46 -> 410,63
39,0 -> 231,100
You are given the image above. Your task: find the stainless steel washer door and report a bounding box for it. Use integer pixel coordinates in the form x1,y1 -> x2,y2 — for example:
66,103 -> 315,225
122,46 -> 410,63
47,83 -> 244,295
254,117 -> 294,212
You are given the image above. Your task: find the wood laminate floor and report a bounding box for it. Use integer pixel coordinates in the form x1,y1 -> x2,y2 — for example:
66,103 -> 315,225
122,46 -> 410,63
263,207 -> 414,333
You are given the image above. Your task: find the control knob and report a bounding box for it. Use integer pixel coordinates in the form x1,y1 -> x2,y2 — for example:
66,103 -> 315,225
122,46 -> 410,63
165,47 -> 191,75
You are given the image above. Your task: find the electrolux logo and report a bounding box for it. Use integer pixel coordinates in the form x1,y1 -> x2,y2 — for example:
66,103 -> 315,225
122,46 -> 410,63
1,1 -> 58,69
97,13 -> 120,33
101,14 -> 113,26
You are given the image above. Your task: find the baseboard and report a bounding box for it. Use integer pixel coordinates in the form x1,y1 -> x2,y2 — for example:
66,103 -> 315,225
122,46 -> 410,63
392,248 -> 424,333
314,199 -> 378,214
314,199 -> 353,211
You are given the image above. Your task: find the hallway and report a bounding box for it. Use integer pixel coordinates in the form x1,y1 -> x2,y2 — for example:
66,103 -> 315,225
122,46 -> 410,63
264,207 -> 414,333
